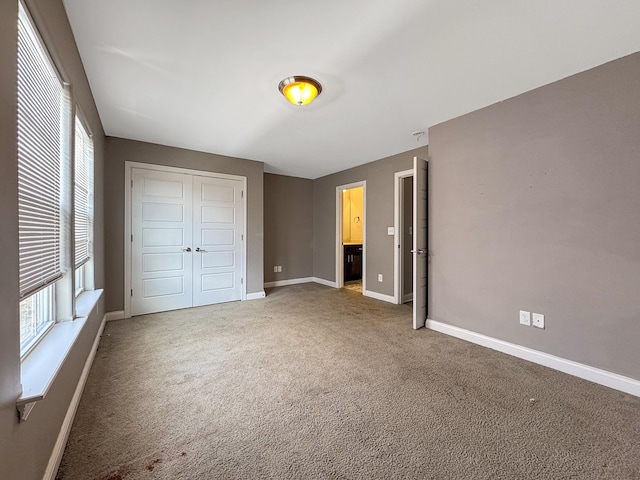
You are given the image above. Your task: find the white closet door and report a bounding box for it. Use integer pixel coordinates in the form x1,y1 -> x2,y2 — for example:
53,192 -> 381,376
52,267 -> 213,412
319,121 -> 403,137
131,168 -> 194,316
192,176 -> 244,307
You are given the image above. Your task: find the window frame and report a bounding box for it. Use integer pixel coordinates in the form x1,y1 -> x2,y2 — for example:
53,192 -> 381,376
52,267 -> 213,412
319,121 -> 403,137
73,111 -> 95,299
19,284 -> 56,358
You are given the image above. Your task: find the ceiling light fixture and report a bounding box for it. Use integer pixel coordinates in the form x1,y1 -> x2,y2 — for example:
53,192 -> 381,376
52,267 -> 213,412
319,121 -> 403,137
278,76 -> 322,106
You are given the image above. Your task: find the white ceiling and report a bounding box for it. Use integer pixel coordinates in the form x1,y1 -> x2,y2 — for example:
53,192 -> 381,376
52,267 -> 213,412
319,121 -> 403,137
62,0 -> 640,179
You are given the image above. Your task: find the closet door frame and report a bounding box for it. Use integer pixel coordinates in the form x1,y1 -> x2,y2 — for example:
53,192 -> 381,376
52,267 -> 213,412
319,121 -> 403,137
124,161 -> 247,319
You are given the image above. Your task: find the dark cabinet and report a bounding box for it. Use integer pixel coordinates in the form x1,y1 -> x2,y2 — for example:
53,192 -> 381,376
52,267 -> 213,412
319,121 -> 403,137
344,244 -> 362,282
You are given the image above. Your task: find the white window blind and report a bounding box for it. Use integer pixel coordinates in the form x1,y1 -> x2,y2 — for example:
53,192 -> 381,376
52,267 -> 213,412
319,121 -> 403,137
74,116 -> 93,268
17,3 -> 68,299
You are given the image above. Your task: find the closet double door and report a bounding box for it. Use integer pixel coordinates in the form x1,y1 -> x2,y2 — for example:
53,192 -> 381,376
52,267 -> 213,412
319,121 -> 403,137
131,168 -> 244,316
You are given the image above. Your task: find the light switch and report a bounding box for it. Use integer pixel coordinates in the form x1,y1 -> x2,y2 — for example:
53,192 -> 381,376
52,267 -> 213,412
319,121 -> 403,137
387,227 -> 395,235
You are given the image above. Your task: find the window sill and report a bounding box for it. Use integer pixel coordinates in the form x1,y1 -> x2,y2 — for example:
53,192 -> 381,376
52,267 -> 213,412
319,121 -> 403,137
17,289 -> 103,421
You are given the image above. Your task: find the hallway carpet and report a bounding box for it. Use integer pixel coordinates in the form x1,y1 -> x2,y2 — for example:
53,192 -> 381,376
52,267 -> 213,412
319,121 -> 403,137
57,283 -> 640,479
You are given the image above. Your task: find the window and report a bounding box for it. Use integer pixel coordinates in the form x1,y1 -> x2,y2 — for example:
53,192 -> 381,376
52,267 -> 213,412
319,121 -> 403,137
74,266 -> 85,297
74,115 -> 94,296
19,285 -> 55,354
17,2 -> 70,356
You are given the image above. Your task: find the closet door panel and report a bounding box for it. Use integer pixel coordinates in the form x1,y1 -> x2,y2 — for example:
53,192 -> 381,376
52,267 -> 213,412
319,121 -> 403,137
192,176 -> 244,306
131,168 -> 194,316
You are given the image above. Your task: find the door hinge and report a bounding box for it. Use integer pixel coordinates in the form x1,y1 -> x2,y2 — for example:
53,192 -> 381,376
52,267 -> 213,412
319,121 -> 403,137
131,234 -> 133,242
241,278 -> 243,285
241,190 -> 244,198
241,234 -> 244,241
130,289 -> 133,297
131,179 -> 133,188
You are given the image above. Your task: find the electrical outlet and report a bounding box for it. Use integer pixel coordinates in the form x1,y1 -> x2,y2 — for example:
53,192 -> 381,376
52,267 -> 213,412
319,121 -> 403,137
519,310 -> 531,326
387,227 -> 395,235
273,266 -> 278,272
378,274 -> 383,282
532,313 -> 545,329
277,266 -> 282,272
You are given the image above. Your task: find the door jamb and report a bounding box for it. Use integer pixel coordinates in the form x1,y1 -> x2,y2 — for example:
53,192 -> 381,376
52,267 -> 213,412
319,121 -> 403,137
124,161 -> 248,318
335,181 -> 366,290
394,169 -> 414,304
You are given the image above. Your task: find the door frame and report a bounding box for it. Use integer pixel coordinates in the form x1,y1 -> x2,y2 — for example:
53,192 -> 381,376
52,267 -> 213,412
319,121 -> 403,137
335,181 -> 366,290
124,161 -> 247,318
393,169 -> 414,304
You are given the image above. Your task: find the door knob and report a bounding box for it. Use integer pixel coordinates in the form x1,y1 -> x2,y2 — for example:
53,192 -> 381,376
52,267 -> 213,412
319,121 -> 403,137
181,247 -> 192,252
196,247 -> 206,252
410,249 -> 428,255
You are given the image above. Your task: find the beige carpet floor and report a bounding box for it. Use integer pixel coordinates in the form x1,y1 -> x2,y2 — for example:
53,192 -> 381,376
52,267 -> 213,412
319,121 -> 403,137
57,283 -> 640,479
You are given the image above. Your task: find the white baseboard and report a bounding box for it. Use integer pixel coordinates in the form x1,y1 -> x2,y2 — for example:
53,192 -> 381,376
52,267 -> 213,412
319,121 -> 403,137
363,289 -> 396,304
246,291 -> 266,300
265,277 -> 313,288
44,314 -> 106,480
312,277 -> 337,288
104,310 -> 125,322
403,293 -> 413,304
426,319 -> 640,398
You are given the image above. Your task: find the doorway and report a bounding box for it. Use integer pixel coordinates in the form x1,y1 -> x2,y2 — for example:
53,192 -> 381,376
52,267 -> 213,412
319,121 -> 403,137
395,157 -> 428,330
124,163 -> 247,318
336,181 -> 366,292
394,169 -> 414,304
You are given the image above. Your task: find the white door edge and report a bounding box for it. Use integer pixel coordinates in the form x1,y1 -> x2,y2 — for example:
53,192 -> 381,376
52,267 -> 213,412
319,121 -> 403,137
413,157 -> 428,330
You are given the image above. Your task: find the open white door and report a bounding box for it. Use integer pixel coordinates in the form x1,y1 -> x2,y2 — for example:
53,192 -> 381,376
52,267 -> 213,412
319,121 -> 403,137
412,157 -> 428,329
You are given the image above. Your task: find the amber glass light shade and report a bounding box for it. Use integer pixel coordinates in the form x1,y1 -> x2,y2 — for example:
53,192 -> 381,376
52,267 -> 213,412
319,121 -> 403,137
278,76 -> 322,106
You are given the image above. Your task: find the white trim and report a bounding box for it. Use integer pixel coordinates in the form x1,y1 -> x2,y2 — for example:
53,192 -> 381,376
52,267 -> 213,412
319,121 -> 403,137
265,277 -> 314,288
363,289 -> 396,304
43,313 -> 106,480
394,169 -> 414,304
246,291 -> 266,300
105,310 -> 125,321
336,181 -> 366,291
312,277 -> 338,288
124,163 -> 133,319
124,161 -> 248,317
426,319 -> 640,398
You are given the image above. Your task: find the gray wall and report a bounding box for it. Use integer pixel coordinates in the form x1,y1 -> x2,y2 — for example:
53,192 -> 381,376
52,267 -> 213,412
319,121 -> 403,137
428,52 -> 640,380
104,137 -> 265,312
313,146 -> 428,297
0,0 -> 106,478
264,173 -> 313,283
